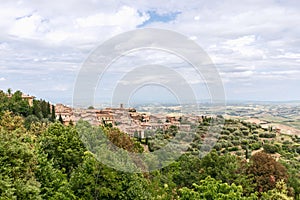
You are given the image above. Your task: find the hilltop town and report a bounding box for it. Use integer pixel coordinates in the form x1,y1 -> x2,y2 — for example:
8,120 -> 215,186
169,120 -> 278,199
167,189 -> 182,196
55,103 -> 195,138
3,89 -> 299,138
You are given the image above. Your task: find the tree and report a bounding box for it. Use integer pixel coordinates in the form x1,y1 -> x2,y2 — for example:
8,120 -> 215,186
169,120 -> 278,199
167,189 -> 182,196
245,146 -> 251,159
171,154 -> 202,187
58,114 -> 63,124
179,176 -> 258,200
263,143 -> 279,154
70,152 -> 152,200
7,88 -> 12,96
199,150 -> 241,183
51,105 -> 55,122
69,120 -> 74,126
106,127 -> 143,153
0,90 -> 9,116
261,180 -> 293,200
39,123 -> 85,176
8,91 -> 31,117
40,100 -> 48,118
0,112 -> 41,199
24,115 -> 40,129
32,100 -> 42,119
198,150 -> 255,195
281,159 -> 300,199
76,120 -> 146,172
35,152 -> 75,199
166,125 -> 178,136
0,111 -> 24,131
47,102 -> 51,118
247,152 -> 288,193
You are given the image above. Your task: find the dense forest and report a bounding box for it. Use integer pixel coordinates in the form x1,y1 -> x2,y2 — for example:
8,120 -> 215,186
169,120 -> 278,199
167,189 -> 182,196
0,89 -> 299,199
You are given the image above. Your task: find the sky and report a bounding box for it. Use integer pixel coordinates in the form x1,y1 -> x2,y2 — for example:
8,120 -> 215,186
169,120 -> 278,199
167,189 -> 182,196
0,0 -> 299,106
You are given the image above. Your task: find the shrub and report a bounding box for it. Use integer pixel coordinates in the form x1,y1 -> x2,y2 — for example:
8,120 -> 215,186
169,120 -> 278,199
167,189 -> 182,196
221,130 -> 231,135
232,140 -> 240,146
291,145 -> 300,154
263,144 -> 279,154
241,145 -> 248,150
226,127 -> 237,133
233,131 -> 242,136
283,140 -> 292,145
220,135 -> 229,140
228,146 -> 239,151
221,142 -> 228,148
214,143 -> 222,151
241,140 -> 249,145
250,142 -> 262,150
227,142 -> 233,147
242,130 -> 249,136
248,135 -> 258,140
259,133 -> 276,138
228,135 -> 235,140
240,126 -> 248,131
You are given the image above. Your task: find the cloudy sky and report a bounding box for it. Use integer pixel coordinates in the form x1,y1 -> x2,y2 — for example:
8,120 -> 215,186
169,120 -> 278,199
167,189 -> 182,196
0,0 -> 299,105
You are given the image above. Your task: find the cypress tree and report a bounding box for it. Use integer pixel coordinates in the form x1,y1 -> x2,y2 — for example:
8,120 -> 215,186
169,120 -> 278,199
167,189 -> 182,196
51,105 -> 56,122
58,114 -> 63,124
47,102 -> 51,117
41,100 -> 48,118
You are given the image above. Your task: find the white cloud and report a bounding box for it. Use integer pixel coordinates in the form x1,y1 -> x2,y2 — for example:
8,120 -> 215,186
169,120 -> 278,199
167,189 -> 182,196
75,6 -> 149,28
225,35 -> 256,47
51,84 -> 70,92
9,13 -> 46,39
274,53 -> 300,59
214,35 -> 267,60
2,4 -> 149,46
